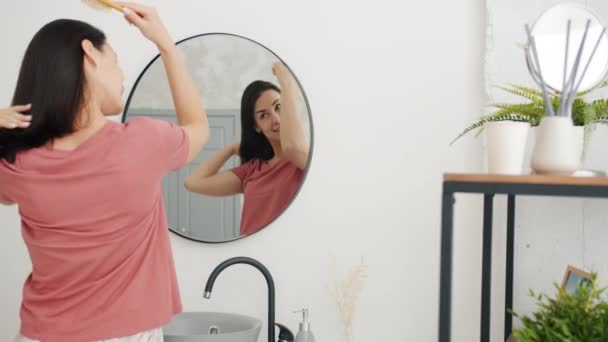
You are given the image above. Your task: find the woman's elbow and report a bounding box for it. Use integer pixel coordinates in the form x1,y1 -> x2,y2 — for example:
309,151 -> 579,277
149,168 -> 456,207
183,177 -> 197,192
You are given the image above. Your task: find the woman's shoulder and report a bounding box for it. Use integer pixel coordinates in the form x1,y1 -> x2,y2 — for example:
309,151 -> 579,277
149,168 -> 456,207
277,158 -> 302,170
121,116 -> 179,140
237,157 -> 301,175
123,116 -> 157,129
236,159 -> 262,173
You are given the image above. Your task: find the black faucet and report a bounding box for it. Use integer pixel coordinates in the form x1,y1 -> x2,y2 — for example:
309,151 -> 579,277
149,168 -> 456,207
204,256 -> 281,342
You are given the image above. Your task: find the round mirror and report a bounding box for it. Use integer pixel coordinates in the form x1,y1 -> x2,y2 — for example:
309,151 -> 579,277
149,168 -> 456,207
526,3 -> 608,93
122,33 -> 313,243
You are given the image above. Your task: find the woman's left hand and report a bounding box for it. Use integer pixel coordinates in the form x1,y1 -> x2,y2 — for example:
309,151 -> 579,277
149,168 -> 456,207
272,63 -> 296,90
0,104 -> 32,129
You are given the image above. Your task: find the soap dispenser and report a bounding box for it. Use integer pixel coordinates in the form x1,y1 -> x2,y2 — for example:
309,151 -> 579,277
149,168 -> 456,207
294,309 -> 316,342
275,323 -> 295,342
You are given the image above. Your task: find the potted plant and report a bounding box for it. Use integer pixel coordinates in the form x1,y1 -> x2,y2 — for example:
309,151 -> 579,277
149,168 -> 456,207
451,82 -> 608,173
510,274 -> 608,342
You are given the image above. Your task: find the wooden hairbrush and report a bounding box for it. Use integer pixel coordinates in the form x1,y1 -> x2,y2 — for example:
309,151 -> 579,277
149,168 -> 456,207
81,0 -> 124,13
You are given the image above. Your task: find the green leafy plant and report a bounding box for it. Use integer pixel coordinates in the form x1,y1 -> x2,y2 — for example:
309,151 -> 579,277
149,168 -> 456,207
450,82 -> 608,151
511,274 -> 608,342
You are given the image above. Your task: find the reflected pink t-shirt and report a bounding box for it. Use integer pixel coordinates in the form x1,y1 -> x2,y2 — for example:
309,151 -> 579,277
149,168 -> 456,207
230,158 -> 304,235
0,117 -> 188,341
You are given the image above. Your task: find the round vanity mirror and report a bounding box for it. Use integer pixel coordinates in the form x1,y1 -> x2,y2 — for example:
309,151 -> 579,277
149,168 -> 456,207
122,33 -> 313,243
526,3 -> 608,93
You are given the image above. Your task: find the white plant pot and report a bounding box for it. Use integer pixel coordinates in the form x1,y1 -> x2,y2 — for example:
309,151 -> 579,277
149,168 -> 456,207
485,121 -> 530,174
530,117 -> 580,175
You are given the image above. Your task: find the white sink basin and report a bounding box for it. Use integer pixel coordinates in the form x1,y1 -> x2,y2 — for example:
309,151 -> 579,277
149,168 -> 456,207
163,312 -> 262,342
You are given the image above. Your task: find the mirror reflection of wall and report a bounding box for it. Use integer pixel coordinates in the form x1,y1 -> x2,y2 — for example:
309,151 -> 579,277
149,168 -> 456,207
487,1 -> 608,102
525,3 -> 608,94
123,33 -> 313,243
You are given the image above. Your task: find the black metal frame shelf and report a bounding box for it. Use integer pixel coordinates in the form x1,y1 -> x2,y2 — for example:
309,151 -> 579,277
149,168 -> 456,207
438,173 -> 608,342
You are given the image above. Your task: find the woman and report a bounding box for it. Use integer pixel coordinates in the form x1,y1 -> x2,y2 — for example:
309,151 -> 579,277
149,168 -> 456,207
0,2 -> 208,341
184,63 -> 309,236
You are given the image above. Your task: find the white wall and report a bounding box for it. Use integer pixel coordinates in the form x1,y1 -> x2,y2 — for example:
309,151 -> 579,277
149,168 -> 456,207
486,0 -> 608,338
0,1 -> 486,341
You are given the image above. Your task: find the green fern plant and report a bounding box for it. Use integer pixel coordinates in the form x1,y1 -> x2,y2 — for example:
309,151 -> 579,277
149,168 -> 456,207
510,274 -> 608,342
451,82 -> 608,153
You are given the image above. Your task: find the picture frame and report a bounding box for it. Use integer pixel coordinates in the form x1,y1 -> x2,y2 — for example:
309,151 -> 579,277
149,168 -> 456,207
561,265 -> 594,296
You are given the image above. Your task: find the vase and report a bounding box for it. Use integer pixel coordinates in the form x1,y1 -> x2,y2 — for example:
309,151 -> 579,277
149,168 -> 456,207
530,117 -> 579,175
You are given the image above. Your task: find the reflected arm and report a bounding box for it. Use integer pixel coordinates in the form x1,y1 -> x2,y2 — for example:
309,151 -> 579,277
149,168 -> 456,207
184,143 -> 242,196
277,76 -> 309,170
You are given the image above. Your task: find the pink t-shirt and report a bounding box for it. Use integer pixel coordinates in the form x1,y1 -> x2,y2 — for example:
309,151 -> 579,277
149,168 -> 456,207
231,158 -> 304,235
0,117 -> 189,341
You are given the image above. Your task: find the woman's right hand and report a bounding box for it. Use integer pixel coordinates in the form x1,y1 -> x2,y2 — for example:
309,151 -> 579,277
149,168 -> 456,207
118,2 -> 174,51
0,104 -> 32,129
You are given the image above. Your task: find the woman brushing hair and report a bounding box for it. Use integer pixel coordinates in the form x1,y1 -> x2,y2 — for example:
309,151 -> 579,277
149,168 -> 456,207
0,2 -> 208,341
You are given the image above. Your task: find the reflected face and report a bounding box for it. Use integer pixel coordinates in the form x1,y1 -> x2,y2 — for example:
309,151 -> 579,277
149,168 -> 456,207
253,90 -> 281,142
86,43 -> 125,116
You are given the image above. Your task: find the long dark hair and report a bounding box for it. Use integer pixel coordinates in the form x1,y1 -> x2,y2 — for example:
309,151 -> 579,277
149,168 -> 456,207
0,19 -> 106,163
239,80 -> 281,164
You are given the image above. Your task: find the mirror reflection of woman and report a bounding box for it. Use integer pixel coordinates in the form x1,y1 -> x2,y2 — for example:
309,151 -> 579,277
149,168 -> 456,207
185,63 -> 309,236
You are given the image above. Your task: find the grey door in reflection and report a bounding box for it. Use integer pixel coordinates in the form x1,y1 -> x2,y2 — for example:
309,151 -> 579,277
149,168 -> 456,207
128,109 -> 241,241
